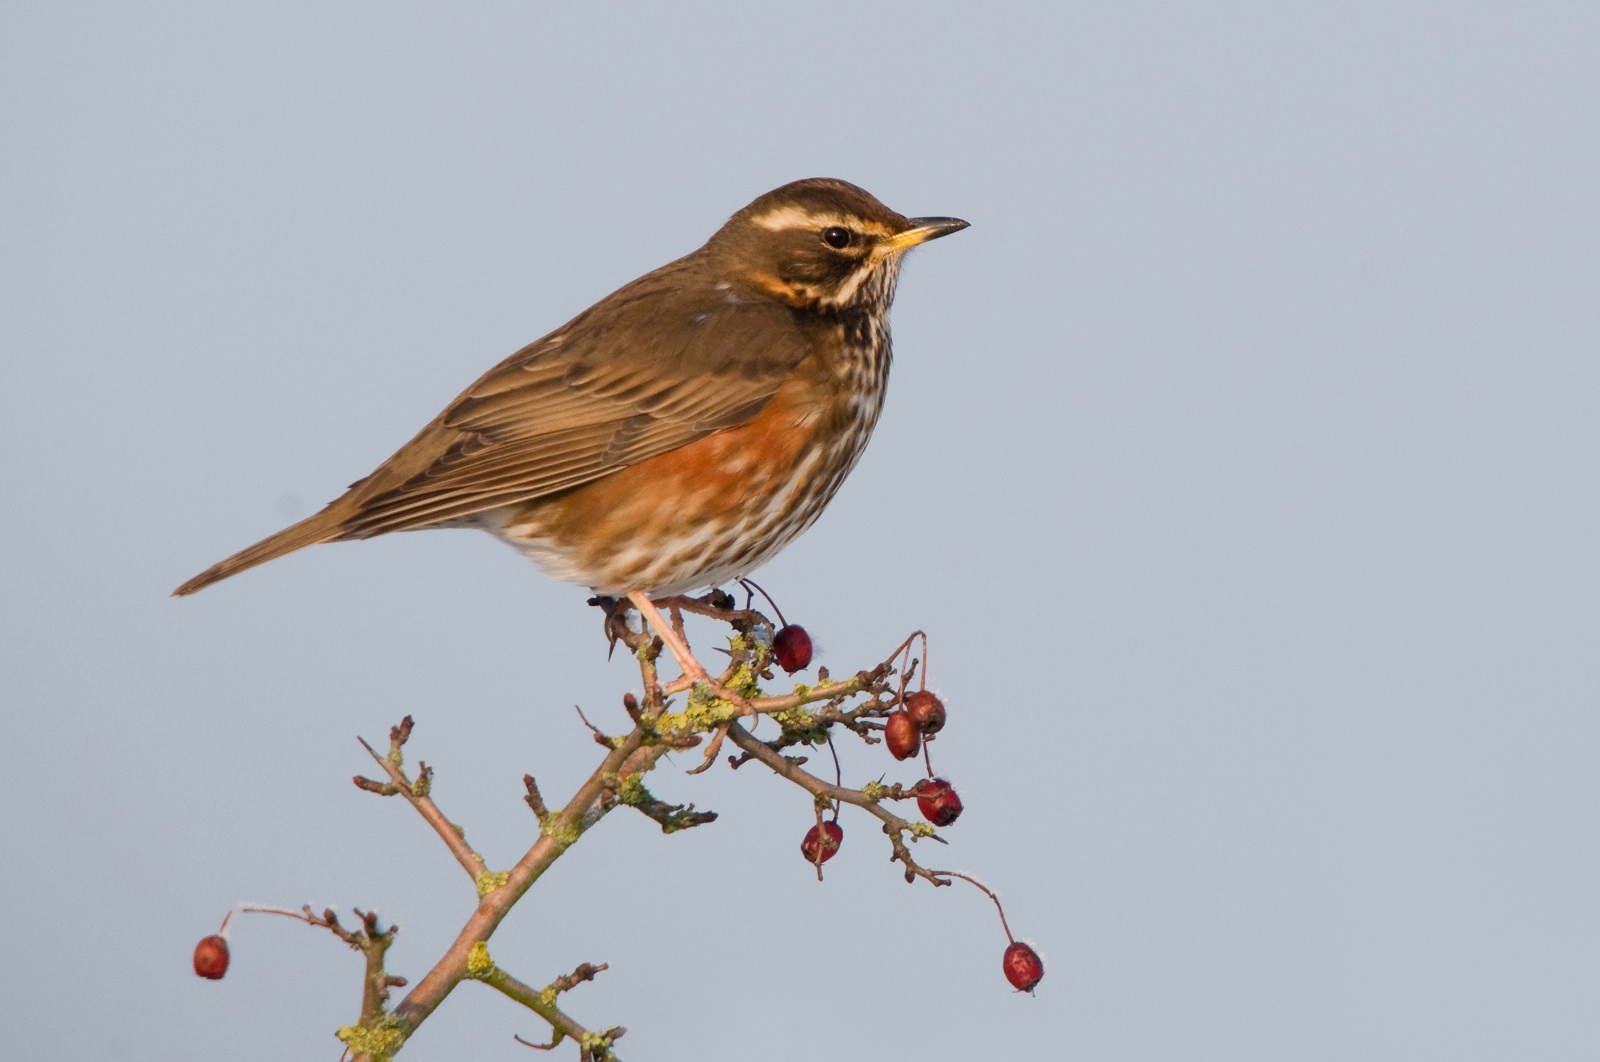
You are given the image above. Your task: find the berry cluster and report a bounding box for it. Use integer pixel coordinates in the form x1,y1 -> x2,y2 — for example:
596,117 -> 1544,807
775,620 -> 1043,995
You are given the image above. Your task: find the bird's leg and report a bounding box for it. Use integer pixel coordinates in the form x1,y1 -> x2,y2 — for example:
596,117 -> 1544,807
627,590 -> 713,685
667,604 -> 690,653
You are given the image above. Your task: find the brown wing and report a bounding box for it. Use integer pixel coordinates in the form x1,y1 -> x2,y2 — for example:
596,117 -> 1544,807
333,257 -> 812,538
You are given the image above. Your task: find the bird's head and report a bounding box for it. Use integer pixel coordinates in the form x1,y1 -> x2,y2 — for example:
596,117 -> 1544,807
707,178 -> 968,312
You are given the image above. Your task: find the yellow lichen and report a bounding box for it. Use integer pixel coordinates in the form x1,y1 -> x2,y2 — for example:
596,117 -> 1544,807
767,705 -> 815,729
652,683 -> 742,735
336,1016 -> 405,1061
725,661 -> 762,699
474,870 -> 510,896
539,817 -> 581,846
617,774 -> 650,806
466,940 -> 496,979
768,701 -> 829,745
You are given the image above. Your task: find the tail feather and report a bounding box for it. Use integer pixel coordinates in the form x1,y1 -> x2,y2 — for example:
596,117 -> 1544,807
172,509 -> 345,596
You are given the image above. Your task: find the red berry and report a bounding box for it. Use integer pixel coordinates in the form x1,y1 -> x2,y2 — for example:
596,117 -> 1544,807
772,625 -> 813,673
800,820 -> 843,864
915,778 -> 963,826
904,690 -> 946,735
1002,941 -> 1044,992
883,710 -> 920,760
193,935 -> 230,980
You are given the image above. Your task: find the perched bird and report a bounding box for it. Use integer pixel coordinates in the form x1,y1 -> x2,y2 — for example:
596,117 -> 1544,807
173,178 -> 967,600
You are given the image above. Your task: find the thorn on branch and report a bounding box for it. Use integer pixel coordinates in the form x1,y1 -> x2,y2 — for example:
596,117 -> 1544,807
507,962 -> 620,1057
575,705 -> 618,748
684,721 -> 730,775
879,823 -> 950,885
353,775 -> 400,796
515,1031 -> 565,1052
516,1025 -> 626,1059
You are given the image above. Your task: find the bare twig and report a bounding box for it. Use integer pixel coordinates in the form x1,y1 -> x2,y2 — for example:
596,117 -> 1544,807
724,722 -> 948,885
574,705 -> 615,748
474,953 -> 621,1061
522,775 -> 549,821
355,718 -> 488,884
736,577 -> 788,627
385,723 -> 651,1039
935,870 -> 1019,944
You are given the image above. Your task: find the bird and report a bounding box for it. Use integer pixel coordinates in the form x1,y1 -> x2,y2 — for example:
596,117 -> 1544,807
173,178 -> 967,601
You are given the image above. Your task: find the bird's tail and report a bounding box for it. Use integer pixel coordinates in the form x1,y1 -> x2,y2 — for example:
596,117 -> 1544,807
172,508 -> 345,596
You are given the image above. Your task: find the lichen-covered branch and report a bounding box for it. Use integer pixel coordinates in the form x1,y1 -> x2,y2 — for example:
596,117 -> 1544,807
470,944 -> 622,1061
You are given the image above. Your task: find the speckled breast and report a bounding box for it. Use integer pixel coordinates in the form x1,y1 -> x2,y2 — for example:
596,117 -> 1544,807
481,317 -> 891,595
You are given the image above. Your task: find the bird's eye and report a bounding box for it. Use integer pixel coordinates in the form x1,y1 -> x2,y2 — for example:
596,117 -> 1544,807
822,226 -> 854,249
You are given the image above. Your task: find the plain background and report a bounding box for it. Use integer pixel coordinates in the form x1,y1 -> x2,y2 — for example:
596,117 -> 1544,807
4,3 -> 1598,1059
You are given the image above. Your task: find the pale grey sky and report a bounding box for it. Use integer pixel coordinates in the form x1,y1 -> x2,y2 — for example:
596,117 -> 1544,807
4,3 -> 1598,1059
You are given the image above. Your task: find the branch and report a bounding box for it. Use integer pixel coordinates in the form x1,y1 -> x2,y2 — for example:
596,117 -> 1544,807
724,722 -> 949,885
612,771 -> 719,833
354,716 -> 489,884
472,948 -> 622,1061
298,590 -> 1011,1060
384,722 -> 652,1040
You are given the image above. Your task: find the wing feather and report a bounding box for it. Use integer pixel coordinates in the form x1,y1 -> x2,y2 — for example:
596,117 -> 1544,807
333,259 -> 811,538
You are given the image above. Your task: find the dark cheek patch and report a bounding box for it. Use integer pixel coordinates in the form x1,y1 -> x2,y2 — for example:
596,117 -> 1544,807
795,249 -> 864,288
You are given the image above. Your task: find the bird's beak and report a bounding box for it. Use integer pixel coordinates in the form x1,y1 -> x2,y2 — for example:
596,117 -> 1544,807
882,216 -> 971,253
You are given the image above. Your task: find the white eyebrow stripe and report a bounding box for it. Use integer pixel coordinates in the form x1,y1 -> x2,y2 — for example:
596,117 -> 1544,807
750,205 -> 853,231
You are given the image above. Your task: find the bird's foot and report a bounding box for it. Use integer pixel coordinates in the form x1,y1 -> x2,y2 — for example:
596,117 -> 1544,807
587,594 -> 631,660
